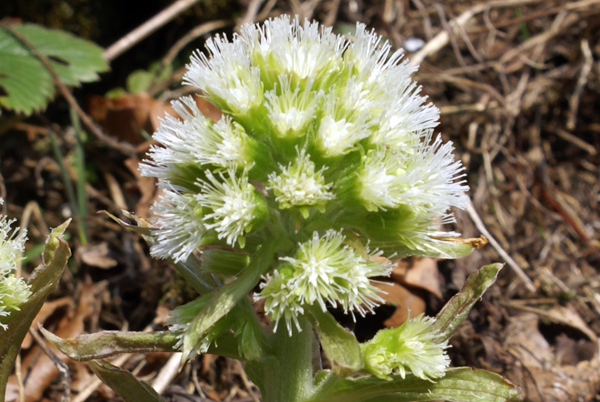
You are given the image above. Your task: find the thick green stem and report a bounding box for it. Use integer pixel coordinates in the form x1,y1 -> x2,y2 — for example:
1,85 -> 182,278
262,317 -> 315,402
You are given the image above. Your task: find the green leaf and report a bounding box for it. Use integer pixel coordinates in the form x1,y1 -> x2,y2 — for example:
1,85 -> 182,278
372,240 -> 474,259
41,329 -> 180,362
306,306 -> 362,377
180,240 -> 281,362
0,220 -> 71,400
88,360 -> 167,402
309,367 -> 523,402
431,263 -> 503,342
126,69 -> 154,94
0,23 -> 108,115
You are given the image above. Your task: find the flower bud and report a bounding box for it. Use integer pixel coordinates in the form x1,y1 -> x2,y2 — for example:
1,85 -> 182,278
361,314 -> 450,381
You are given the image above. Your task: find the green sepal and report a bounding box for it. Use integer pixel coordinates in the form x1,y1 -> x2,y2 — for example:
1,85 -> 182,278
100,210 -> 153,238
88,360 -> 167,402
232,299 -> 269,361
305,306 -> 363,377
431,263 -> 503,343
246,136 -> 278,182
179,239 -> 282,363
202,248 -> 249,275
363,209 -> 474,259
171,295 -> 235,362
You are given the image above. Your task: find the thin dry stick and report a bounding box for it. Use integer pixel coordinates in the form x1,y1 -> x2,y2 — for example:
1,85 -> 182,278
465,199 -> 537,293
162,20 -> 230,69
14,355 -> 25,402
235,360 -> 261,402
238,0 -> 265,27
552,127 -> 597,156
3,24 -> 137,156
30,327 -> 71,402
497,12 -> 578,66
409,0 -> 546,66
151,352 -> 183,395
323,0 -> 342,27
433,3 -> 469,70
567,39 -> 594,130
411,0 -> 434,40
256,0 -> 279,22
103,0 -> 204,61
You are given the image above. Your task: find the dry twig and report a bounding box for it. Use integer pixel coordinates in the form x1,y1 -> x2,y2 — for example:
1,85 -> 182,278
103,0 -> 204,61
465,199 -> 537,292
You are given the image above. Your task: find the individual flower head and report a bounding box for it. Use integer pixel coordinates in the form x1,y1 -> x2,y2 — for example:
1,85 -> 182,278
267,148 -> 334,217
361,313 -> 450,381
0,198 -> 31,330
185,36 -> 263,115
198,168 -> 268,248
370,83 -> 440,148
343,23 -> 411,83
149,188 -> 207,263
256,230 -> 391,335
240,15 -> 347,88
342,25 -> 439,149
265,75 -> 321,138
355,131 -> 468,216
257,267 -> 305,334
314,79 -> 373,158
141,97 -> 265,183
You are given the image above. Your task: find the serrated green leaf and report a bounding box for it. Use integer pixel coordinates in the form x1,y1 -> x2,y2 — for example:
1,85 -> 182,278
88,360 -> 167,402
431,263 -> 503,342
306,306 -> 362,377
0,23 -> 108,115
309,367 -> 523,402
0,220 -> 71,401
0,40 -> 53,115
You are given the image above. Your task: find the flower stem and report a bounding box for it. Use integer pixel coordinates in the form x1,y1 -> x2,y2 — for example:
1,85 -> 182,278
262,317 -> 315,402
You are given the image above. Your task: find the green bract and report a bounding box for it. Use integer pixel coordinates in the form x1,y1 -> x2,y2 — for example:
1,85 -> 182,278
142,15 -> 468,339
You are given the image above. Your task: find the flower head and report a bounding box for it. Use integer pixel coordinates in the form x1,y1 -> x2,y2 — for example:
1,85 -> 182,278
149,189 -> 207,263
267,149 -> 333,215
198,168 -> 268,248
142,15 -> 470,338
256,230 -> 391,335
361,314 -> 450,381
265,76 -> 321,138
0,198 -> 31,330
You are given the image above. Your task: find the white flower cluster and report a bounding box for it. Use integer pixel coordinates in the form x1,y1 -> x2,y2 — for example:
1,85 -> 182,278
0,198 -> 31,330
142,16 -> 468,338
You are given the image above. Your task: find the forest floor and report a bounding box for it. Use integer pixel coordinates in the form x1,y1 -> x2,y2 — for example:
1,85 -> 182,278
2,0 -> 600,401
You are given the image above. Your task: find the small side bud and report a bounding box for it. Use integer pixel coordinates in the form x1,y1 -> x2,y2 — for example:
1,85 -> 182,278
361,314 -> 450,381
